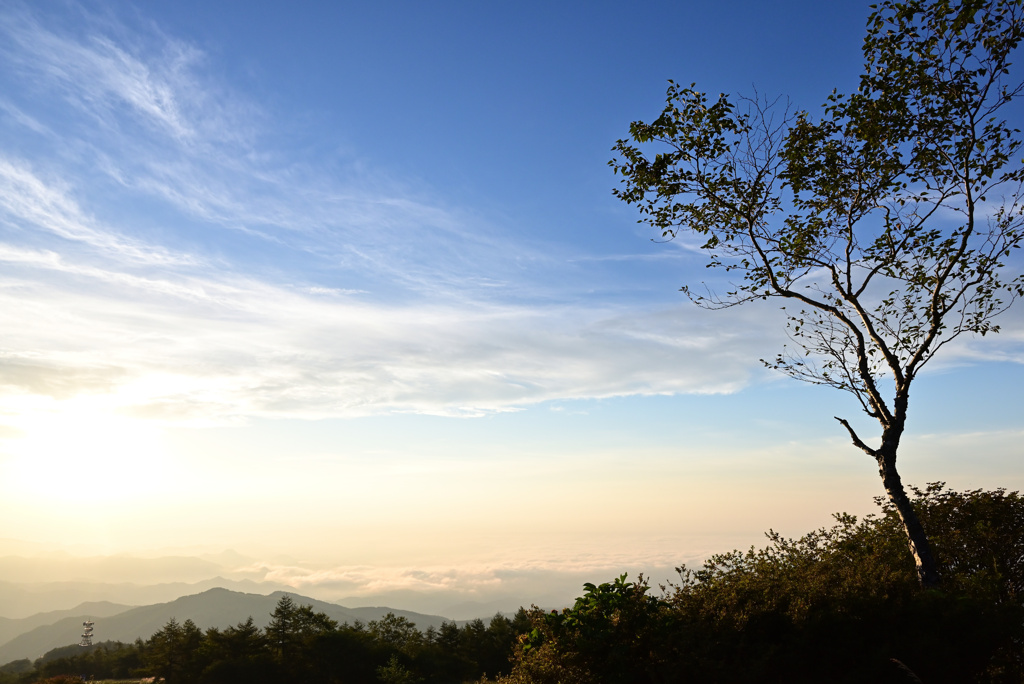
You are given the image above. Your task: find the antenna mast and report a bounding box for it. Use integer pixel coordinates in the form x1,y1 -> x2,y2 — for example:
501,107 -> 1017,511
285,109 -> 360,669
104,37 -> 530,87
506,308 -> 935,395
80,620 -> 94,647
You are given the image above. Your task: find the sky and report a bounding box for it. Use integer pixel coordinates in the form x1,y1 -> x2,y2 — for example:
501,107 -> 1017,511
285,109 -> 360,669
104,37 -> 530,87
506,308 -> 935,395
0,0 -> 1021,615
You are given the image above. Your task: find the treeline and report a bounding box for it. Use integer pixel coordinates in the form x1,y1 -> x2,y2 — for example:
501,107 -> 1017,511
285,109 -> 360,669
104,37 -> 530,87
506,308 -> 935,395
0,598 -> 531,684
494,485 -> 1024,684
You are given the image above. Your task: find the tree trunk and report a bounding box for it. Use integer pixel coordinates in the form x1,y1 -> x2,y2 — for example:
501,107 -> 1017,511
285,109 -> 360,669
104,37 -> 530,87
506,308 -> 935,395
877,448 -> 940,588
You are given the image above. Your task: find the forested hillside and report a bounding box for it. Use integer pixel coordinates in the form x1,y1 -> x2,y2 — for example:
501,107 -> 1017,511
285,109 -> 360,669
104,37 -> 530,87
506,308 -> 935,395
1,595 -> 530,684
0,589 -> 448,664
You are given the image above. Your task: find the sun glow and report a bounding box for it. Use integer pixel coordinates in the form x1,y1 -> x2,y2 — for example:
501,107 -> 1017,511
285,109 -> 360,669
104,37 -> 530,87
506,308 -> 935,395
1,397 -> 176,504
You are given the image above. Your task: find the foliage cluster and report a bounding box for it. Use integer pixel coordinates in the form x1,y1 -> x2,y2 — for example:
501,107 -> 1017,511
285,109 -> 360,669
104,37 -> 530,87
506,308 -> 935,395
0,597 -> 530,684
493,486 -> 1024,684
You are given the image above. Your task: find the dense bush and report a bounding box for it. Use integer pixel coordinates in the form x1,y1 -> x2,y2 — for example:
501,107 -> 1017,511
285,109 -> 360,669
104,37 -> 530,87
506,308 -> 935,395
494,485 -> 1024,684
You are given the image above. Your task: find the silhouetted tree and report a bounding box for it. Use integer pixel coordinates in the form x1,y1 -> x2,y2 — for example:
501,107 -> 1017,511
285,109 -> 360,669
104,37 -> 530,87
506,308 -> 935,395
611,0 -> 1024,588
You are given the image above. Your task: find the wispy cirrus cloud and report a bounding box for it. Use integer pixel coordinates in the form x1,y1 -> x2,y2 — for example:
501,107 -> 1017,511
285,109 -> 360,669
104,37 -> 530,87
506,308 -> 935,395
0,4 -> 216,144
0,2 -> 561,305
0,158 -> 198,267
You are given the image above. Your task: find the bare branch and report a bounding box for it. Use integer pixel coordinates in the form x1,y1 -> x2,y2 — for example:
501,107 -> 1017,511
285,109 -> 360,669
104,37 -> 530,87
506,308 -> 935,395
835,417 -> 877,457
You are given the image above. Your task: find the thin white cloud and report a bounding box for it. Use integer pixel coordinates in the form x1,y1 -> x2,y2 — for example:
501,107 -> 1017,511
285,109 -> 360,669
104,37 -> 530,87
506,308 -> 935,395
304,286 -> 368,296
0,99 -> 51,136
0,255 -> 774,423
0,158 -> 198,267
568,250 -> 692,263
0,6 -> 209,143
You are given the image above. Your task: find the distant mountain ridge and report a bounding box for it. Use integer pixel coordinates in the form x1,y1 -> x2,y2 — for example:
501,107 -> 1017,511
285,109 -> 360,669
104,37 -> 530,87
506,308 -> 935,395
0,576 -> 295,620
0,587 -> 451,665
0,602 -> 132,649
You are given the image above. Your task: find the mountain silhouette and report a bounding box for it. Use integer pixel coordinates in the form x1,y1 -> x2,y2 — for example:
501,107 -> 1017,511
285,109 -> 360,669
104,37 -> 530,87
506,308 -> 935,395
0,587 -> 450,664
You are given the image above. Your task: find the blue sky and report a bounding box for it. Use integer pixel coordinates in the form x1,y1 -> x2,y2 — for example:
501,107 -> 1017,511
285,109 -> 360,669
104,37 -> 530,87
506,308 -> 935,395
0,0 -> 1021,613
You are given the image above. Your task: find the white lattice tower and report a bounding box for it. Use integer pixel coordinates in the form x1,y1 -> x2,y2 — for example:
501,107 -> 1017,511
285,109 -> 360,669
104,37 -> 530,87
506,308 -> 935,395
80,620 -> 94,647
